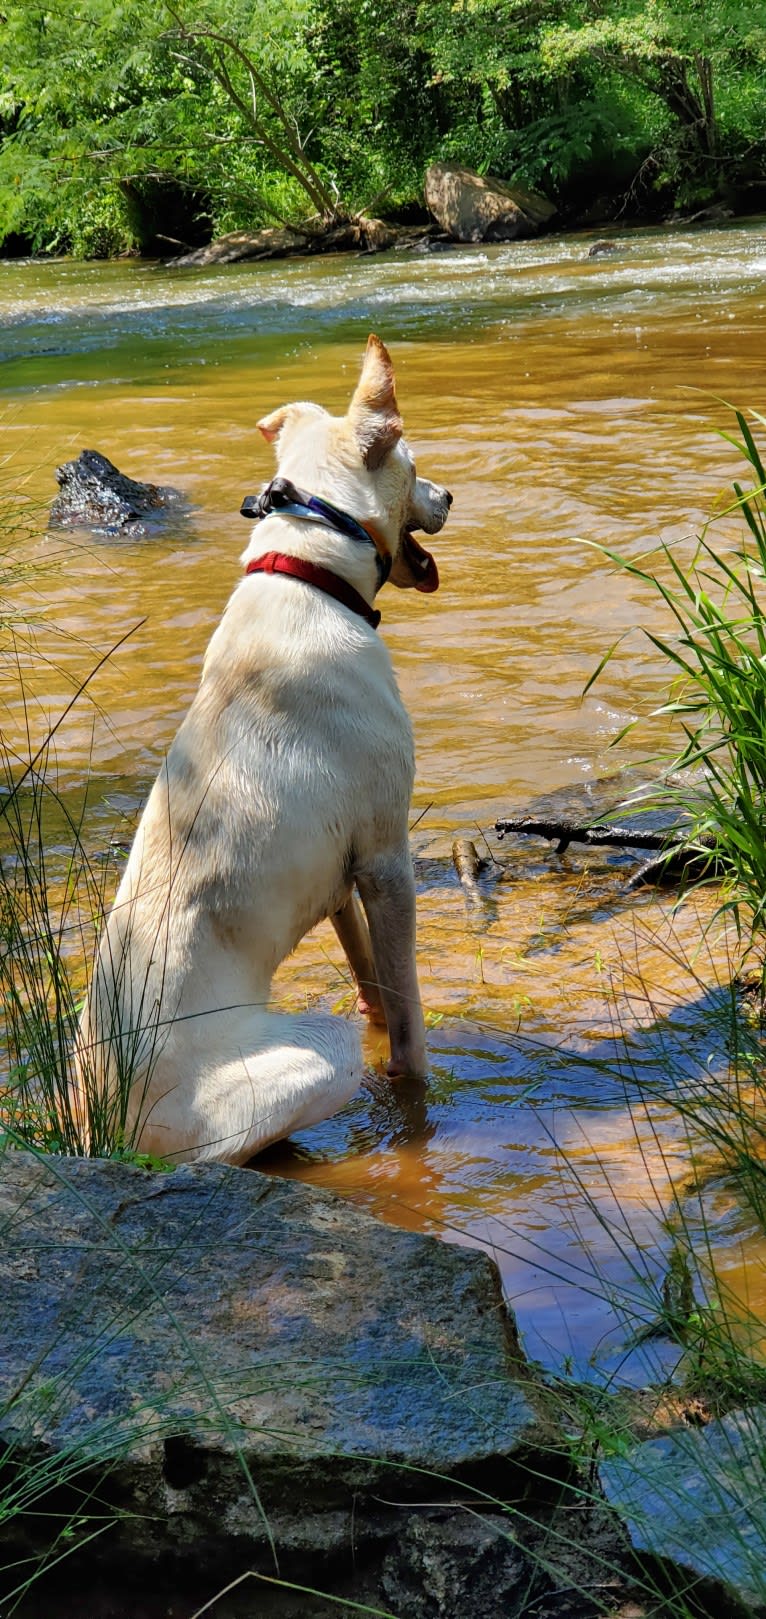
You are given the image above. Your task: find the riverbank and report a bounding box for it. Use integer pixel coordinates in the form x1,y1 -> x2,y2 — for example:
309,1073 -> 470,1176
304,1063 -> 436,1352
2,195 -> 760,270
161,199 -> 746,270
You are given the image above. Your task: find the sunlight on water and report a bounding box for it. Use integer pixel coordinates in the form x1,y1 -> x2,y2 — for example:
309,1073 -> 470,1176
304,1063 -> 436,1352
3,217 -> 766,1377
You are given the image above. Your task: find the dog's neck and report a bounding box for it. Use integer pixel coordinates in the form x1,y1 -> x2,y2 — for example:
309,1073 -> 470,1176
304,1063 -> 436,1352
240,513 -> 382,607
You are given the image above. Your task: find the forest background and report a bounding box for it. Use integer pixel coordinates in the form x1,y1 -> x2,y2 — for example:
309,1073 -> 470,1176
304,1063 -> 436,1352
1,0 -> 766,258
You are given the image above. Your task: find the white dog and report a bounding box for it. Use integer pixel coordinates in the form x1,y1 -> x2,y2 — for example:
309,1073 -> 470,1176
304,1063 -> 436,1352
77,335 -> 451,1165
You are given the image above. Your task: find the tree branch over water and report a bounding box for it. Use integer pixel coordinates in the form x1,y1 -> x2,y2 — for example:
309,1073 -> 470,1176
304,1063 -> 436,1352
494,817 -> 717,888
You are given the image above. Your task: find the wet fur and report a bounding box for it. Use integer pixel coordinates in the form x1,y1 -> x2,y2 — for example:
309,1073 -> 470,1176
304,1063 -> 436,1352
76,337 -> 451,1164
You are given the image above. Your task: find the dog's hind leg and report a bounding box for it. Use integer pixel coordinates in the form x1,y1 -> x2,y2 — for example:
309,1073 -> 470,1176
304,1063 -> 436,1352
133,1011 -> 364,1166
331,891 -> 386,1025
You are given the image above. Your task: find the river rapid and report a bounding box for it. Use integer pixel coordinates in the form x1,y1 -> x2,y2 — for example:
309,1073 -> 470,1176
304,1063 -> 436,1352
3,220 -> 766,1379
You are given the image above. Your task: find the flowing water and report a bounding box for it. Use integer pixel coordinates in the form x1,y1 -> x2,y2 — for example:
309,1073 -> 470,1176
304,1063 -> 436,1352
3,220 -> 766,1379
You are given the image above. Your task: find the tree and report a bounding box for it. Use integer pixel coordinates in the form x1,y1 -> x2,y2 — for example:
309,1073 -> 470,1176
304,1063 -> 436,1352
0,0 -> 349,252
2,0 -> 766,254
163,0 -> 346,220
540,0 -> 766,196
415,0 -> 654,195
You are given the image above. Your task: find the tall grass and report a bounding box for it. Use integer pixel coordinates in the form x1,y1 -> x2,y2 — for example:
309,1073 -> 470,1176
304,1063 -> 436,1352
1,477 -> 86,1151
587,408 -> 766,986
548,412 -> 766,1612
0,641 -> 153,1159
584,399 -> 766,1403
0,459 -> 162,1159
546,970 -> 766,1616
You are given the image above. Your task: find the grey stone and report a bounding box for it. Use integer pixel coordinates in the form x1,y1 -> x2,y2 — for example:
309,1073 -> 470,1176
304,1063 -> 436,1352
49,449 -> 187,534
424,162 -> 556,243
0,1151 -> 553,1595
381,1510 -> 535,1617
600,1407 -> 766,1616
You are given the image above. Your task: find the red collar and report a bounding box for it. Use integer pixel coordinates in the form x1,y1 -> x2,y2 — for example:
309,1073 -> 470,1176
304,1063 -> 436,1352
245,551 -> 380,630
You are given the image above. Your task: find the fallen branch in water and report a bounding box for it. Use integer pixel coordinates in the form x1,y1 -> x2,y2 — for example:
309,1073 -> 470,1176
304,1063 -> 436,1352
494,816 -> 693,854
494,816 -> 718,888
451,837 -> 489,905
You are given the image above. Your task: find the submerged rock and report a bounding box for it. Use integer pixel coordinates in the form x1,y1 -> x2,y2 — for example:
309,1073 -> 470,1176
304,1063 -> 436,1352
600,1407 -> 766,1615
49,449 -> 187,535
424,162 -> 556,243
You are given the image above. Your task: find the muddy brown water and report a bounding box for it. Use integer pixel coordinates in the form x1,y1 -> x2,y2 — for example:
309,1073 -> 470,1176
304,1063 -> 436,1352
3,222 -> 766,1380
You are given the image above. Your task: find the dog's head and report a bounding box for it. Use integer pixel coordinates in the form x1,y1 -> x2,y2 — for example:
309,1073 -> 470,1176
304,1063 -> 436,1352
256,335 -> 451,591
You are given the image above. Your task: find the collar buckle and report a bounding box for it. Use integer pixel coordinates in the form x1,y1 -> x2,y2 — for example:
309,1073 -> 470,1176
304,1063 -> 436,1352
240,477 -> 391,589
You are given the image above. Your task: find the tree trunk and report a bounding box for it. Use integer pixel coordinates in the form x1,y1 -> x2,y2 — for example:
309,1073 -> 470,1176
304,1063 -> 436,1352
694,53 -> 719,162
165,9 -> 346,222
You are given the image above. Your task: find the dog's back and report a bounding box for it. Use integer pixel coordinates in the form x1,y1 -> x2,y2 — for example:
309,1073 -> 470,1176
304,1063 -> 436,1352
76,336 -> 450,1165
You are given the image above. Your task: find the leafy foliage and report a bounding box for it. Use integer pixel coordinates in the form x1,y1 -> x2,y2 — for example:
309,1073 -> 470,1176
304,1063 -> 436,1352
1,0 -> 765,253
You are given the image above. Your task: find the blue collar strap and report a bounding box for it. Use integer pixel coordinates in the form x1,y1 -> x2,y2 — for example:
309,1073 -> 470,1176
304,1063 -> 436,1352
240,477 -> 392,588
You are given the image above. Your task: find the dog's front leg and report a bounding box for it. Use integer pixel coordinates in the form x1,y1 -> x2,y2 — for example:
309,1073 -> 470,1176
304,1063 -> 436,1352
331,891 -> 386,1025
356,850 -> 427,1080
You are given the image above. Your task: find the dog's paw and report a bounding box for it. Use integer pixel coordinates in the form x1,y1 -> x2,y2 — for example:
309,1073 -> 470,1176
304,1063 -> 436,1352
386,1053 -> 428,1081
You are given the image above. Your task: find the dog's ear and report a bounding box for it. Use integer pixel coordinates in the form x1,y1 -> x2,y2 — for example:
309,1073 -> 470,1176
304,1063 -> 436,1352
348,335 -> 403,471
257,405 -> 293,444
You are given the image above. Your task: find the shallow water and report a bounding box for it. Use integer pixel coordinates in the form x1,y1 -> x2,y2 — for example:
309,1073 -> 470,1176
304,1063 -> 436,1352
3,220 -> 766,1378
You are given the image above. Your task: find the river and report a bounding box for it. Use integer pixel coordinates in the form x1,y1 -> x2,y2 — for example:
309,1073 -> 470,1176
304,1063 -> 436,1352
3,220 -> 766,1380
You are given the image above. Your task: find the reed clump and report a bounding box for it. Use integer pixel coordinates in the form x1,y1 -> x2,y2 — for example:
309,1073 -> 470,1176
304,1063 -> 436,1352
590,408 -> 766,991
0,475 -> 146,1160
553,413 -> 766,1612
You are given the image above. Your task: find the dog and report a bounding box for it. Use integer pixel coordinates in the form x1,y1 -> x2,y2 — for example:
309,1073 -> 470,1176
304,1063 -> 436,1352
76,335 -> 452,1165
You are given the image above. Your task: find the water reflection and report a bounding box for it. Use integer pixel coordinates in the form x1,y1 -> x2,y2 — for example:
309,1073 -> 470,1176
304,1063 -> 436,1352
261,900 -> 743,1382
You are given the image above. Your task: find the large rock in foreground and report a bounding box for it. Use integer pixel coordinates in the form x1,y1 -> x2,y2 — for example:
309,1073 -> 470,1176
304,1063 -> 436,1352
424,162 -> 556,242
0,1152 -> 585,1617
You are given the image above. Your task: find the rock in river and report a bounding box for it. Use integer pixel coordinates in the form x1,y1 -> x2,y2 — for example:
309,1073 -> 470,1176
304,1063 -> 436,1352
600,1407 -> 766,1615
424,162 -> 556,243
49,448 -> 187,535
